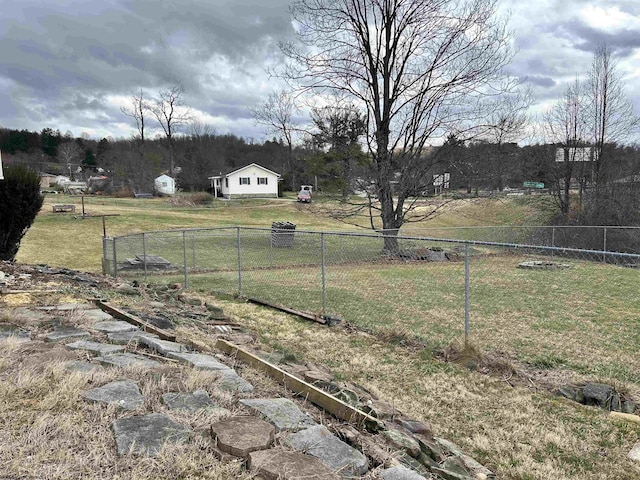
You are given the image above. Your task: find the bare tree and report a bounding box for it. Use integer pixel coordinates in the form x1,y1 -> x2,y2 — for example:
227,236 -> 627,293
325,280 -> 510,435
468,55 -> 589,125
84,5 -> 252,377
149,84 -> 191,176
121,89 -> 151,191
588,44 -> 640,192
282,0 -> 516,250
57,141 -> 82,179
251,90 -> 299,190
544,78 -> 590,214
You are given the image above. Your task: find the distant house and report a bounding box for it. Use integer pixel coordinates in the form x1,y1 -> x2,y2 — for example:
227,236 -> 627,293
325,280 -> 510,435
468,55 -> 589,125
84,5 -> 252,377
154,174 -> 176,195
208,163 -> 280,199
39,173 -> 57,189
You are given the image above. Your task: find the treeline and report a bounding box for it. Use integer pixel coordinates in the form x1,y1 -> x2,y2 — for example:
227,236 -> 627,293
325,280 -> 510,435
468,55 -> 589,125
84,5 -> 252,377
0,127 -> 291,192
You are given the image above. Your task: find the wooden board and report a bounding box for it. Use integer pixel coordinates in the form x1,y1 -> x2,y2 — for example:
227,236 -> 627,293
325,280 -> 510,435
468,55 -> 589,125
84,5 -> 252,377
93,300 -> 177,342
215,339 -> 384,432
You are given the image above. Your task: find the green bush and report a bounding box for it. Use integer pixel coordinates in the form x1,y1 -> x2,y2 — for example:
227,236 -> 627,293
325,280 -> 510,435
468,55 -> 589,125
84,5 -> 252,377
0,165 -> 44,261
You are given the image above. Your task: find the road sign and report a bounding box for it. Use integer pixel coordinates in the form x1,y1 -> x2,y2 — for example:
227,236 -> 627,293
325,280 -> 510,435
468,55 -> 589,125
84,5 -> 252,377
523,181 -> 544,189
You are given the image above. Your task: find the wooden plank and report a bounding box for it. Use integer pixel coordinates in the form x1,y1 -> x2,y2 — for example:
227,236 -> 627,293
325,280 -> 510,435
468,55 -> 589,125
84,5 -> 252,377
610,411 -> 640,424
247,297 -> 327,325
215,339 -> 384,433
93,300 -> 177,342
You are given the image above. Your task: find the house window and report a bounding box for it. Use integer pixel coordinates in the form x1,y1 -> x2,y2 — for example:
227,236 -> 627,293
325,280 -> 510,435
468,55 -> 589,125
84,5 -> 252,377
240,177 -> 250,185
225,178 -> 228,188
257,177 -> 268,185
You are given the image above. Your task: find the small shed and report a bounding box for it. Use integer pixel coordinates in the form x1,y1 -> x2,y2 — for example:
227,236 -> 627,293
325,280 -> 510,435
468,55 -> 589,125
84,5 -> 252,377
208,163 -> 280,199
154,174 -> 176,195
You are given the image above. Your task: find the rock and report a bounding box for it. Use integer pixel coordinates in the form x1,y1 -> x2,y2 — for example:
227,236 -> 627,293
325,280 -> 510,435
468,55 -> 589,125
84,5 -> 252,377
434,438 -> 494,479
84,380 -> 144,410
139,337 -> 188,356
418,437 -> 445,462
556,386 -> 577,402
205,303 -> 223,313
286,425 -> 369,476
44,326 -> 91,343
248,449 -> 340,480
91,321 -> 138,333
380,465 -> 428,480
112,413 -> 191,456
106,331 -> 159,345
622,400 -> 637,414
66,361 -> 103,373
115,283 -> 138,295
66,340 -> 125,356
397,453 -> 431,476
583,383 -> 613,408
167,352 -> 232,371
81,309 -> 114,322
148,301 -> 165,308
440,457 -> 473,478
211,416 -> 275,458
0,324 -> 31,342
218,370 -> 254,393
304,370 -> 335,384
431,466 -> 473,480
162,390 -> 228,413
335,388 -> 359,407
240,398 -> 316,432
382,429 -> 421,458
394,419 -> 432,437
629,442 -> 640,463
97,353 -> 161,368
610,393 -> 622,412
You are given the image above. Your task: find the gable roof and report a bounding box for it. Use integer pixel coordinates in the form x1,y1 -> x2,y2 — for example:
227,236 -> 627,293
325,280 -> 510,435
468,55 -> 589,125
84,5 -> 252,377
220,163 -> 281,178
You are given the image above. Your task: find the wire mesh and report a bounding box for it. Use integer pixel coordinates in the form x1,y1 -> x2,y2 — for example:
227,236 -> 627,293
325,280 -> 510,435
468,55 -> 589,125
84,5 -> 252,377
106,226 -> 640,370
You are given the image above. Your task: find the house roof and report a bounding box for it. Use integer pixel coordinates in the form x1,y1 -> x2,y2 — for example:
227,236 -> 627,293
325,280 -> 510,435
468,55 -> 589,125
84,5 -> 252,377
208,163 -> 281,179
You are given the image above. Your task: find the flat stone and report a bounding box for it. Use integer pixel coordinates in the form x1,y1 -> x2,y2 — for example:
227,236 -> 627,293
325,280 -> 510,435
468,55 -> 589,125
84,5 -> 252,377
139,336 -> 187,355
113,413 -> 191,456
66,361 -> 103,373
44,326 -> 91,343
12,308 -> 50,324
394,419 -> 432,437
381,465 -> 428,480
92,320 -> 138,333
218,369 -> 254,393
304,370 -> 334,384
162,390 -> 227,413
107,331 -> 159,345
249,449 -> 340,480
382,429 -> 421,457
66,340 -> 125,356
40,303 -> 93,311
167,352 -> 232,371
258,352 -> 286,365
211,416 -> 275,458
583,383 -> 613,408
629,442 -> 640,462
85,379 -> 144,410
434,438 -> 493,478
82,309 -> 114,322
97,353 -> 161,368
240,398 -> 316,432
286,425 -> 369,476
0,324 -> 31,342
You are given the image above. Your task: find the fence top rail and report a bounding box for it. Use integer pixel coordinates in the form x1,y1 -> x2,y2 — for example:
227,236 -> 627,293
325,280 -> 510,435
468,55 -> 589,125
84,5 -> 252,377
109,226 -> 640,259
390,225 -> 640,231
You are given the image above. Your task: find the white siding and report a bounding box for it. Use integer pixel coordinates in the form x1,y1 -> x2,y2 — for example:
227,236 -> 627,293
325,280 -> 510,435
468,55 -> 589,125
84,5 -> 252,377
226,165 -> 278,197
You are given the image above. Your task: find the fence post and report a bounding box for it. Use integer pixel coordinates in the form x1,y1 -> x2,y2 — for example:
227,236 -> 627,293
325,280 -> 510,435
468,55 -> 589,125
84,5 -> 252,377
102,237 -> 107,274
113,237 -> 118,278
464,243 -> 470,343
192,235 -> 196,270
321,232 -> 326,313
237,227 -> 242,295
551,226 -> 555,259
603,227 -> 607,263
182,230 -> 189,289
142,233 -> 148,284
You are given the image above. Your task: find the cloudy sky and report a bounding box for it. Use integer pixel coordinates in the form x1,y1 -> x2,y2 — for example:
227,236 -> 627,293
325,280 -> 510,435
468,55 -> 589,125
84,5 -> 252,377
1,0 -> 639,143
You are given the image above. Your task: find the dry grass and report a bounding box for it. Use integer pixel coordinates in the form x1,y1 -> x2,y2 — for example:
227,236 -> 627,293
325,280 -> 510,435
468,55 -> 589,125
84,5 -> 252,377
201,296 -> 640,480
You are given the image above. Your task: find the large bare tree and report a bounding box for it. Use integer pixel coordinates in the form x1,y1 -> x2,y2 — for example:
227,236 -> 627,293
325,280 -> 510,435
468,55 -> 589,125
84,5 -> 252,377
588,44 -> 640,192
149,84 -> 191,176
282,0 -> 516,250
251,90 -> 299,190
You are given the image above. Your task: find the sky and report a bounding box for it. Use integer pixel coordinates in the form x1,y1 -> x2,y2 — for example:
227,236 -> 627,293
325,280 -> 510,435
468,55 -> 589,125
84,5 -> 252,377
0,0 -> 639,143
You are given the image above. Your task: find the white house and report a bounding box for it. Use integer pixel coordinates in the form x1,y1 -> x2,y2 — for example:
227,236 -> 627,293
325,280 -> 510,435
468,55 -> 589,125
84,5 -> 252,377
154,174 -> 176,195
208,163 -> 280,199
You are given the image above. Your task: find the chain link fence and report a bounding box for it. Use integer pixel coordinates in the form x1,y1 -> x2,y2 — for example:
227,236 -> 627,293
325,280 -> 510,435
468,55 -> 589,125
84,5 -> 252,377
103,226 -> 640,377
